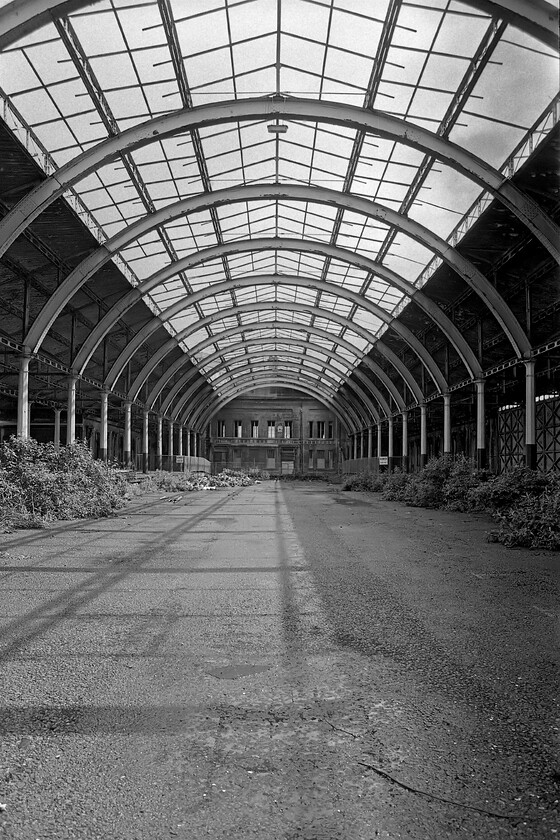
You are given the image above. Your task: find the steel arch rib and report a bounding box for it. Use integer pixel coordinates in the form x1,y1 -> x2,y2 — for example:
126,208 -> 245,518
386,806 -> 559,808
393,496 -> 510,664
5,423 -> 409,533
151,346 -> 361,420
100,269 -> 448,395
1,0 -> 556,51
161,322 -> 406,412
176,366 -> 367,429
163,359 -> 367,425
93,240 -> 456,385
178,375 -> 359,433
156,341 -> 390,420
42,225 -> 480,381
2,99 -> 558,268
101,268 -> 448,395
124,302 -> 423,406
148,344 -> 364,415
185,374 -> 360,433
465,0 -> 559,50
64,184 -> 529,365
194,381 -> 353,435
157,352 -> 391,423
194,353 -> 382,422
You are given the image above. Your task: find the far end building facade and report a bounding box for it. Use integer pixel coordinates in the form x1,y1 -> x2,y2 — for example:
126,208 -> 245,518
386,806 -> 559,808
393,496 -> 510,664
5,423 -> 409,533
208,387 -> 345,475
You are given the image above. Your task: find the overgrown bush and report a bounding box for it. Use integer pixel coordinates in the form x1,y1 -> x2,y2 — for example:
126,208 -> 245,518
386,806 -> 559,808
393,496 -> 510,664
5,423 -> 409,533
467,465 -> 549,511
0,437 -> 127,530
491,477 -> 560,550
442,455 -> 490,510
341,453 -> 560,550
342,471 -> 386,492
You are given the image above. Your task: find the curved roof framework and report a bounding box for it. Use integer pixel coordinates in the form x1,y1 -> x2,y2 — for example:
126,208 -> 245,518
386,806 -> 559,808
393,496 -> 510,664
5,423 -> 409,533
0,0 -> 558,434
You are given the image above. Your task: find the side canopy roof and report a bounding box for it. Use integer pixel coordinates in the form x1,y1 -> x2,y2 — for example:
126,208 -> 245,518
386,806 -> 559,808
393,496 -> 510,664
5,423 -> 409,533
0,0 -> 558,428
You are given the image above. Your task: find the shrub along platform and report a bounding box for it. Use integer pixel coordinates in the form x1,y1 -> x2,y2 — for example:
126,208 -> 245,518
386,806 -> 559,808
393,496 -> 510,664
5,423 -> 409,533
342,455 -> 560,550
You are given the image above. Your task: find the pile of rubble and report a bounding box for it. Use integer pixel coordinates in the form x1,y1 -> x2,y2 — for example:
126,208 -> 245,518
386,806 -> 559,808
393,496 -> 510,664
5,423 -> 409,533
131,468 -> 263,495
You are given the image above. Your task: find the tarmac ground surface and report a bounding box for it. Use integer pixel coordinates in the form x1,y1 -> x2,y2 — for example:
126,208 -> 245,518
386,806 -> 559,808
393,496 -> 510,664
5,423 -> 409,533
0,480 -> 558,839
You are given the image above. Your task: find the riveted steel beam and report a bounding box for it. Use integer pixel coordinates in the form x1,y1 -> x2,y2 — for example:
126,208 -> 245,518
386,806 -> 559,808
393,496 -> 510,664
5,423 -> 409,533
3,99 -> 559,270
193,381 -> 355,436
184,372 -> 360,433
123,301 -> 423,407
63,185 -> 529,369
1,0 -> 556,51
96,266 -> 447,395
149,328 -> 367,416
187,322 -> 406,411
98,268 -> 447,397
98,237 -> 458,379
176,351 -> 379,424
177,373 -> 359,434
465,0 -> 559,50
154,339 -> 390,420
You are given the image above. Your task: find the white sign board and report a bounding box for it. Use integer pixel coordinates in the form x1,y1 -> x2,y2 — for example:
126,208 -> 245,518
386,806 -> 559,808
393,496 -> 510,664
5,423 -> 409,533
378,456 -> 389,466
175,455 -> 184,463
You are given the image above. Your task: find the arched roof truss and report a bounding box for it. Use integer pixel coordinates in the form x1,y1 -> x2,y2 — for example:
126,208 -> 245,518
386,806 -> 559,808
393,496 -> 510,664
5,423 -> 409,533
0,0 -> 557,427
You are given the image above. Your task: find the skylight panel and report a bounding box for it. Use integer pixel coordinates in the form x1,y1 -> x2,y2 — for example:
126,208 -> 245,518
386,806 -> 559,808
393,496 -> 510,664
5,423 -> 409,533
0,50 -> 42,92
106,86 -> 150,121
353,310 -> 384,335
71,10 -> 128,55
32,120 -> 78,153
131,47 -> 174,88
119,4 -> 168,50
205,149 -> 244,178
176,5 -> 229,53
434,9 -> 488,58
191,79 -> 235,106
409,87 -> 454,124
168,310 -> 200,332
329,7 -> 382,56
229,0 -> 276,40
323,47 -> 373,92
384,44 -> 426,89
284,0 -> 329,40
282,33 -> 325,77
184,46 -> 232,88
232,34 -> 275,76
237,66 -> 277,96
90,51 -> 140,89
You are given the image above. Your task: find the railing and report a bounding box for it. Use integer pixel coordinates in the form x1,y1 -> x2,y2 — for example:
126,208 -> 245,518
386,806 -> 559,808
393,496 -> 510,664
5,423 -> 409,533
342,457 -> 403,474
213,436 -> 336,444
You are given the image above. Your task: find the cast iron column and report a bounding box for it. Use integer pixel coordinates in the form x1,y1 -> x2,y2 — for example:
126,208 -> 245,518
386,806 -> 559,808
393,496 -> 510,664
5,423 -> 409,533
156,415 -> 163,471
100,390 -> 109,462
475,379 -> 486,469
168,420 -> 174,472
420,404 -> 428,468
54,407 -> 62,450
123,401 -> 132,467
17,353 -> 30,438
67,376 -> 77,445
388,416 -> 394,471
443,392 -> 451,455
142,409 -> 149,473
401,411 -> 408,472
525,359 -> 537,469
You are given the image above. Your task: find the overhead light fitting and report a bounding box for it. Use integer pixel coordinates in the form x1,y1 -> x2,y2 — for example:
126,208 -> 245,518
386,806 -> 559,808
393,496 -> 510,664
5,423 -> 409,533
268,123 -> 288,134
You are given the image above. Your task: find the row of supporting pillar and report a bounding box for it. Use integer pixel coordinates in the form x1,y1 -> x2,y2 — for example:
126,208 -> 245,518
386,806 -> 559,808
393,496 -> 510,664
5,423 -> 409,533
16,362 -> 201,470
351,362 -> 538,471
15,355 -> 539,471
